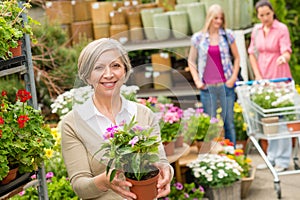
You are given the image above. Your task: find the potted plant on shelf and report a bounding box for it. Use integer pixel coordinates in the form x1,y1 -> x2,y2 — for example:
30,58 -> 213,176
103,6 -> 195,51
99,117 -> 161,200
0,89 -> 55,184
182,107 -> 222,153
187,154 -> 243,200
157,103 -> 183,155
0,0 -> 39,60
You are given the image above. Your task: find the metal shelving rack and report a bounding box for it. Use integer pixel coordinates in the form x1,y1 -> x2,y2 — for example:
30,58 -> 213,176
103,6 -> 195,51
0,9 -> 48,200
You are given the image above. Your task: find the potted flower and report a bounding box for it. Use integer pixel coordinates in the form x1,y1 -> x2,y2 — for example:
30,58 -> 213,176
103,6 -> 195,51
233,102 -> 248,150
182,108 -> 222,152
0,89 -> 55,184
0,0 -> 39,60
218,138 -> 255,198
99,117 -> 161,200
250,81 -> 296,135
187,154 -> 243,200
157,103 -> 183,155
160,180 -> 205,200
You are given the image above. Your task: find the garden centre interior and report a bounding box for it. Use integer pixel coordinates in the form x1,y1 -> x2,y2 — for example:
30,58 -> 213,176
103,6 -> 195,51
1,0 -> 300,199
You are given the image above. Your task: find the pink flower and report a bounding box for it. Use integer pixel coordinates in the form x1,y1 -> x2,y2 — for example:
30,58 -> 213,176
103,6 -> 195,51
128,136 -> 139,147
210,117 -> 219,124
46,172 -> 54,179
174,182 -> 183,190
19,191 -> 25,196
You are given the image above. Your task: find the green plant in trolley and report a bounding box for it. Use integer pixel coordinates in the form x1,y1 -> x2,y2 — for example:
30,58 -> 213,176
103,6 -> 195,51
0,0 -> 39,60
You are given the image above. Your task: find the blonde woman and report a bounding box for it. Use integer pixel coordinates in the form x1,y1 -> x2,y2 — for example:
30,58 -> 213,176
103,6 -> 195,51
188,4 -> 240,145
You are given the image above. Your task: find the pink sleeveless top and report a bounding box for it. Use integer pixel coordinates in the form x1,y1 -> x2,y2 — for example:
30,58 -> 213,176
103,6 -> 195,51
203,45 -> 226,84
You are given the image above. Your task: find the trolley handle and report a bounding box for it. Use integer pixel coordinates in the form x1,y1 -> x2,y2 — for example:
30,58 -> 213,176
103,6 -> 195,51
235,77 -> 292,86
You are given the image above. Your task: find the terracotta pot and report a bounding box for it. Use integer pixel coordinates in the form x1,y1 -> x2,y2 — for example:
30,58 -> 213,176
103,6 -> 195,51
163,141 -> 175,156
175,135 -> 184,148
236,140 -> 247,151
259,139 -> 268,155
9,40 -> 22,57
126,169 -> 159,200
193,140 -> 212,154
0,167 -> 18,185
287,122 -> 300,132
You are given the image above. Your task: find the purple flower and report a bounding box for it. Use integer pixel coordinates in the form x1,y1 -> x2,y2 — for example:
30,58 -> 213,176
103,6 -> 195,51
46,172 -> 54,179
19,191 -> 25,196
210,117 -> 219,124
174,182 -> 183,190
31,174 -> 37,179
184,193 -> 190,198
199,185 -> 205,192
129,136 -> 139,147
132,125 -> 144,132
104,125 -> 118,139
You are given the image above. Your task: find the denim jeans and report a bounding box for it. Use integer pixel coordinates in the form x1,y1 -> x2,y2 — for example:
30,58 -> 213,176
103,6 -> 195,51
200,84 -> 236,145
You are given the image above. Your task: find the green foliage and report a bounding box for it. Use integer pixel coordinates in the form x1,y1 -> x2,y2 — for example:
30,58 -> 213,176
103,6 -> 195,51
11,176 -> 78,200
0,0 -> 39,59
233,102 -> 248,141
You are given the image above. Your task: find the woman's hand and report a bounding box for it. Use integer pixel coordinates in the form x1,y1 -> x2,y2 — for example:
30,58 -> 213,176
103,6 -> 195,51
194,80 -> 206,90
276,55 -> 287,65
95,171 -> 137,200
154,163 -> 172,198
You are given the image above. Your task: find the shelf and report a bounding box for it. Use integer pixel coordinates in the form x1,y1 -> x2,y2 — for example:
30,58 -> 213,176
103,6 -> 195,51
124,37 -> 191,51
124,27 -> 253,51
0,56 -> 26,77
0,172 -> 35,199
137,84 -> 198,98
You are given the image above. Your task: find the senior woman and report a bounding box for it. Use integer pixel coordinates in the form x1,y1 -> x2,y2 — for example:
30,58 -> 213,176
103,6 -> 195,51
61,38 -> 173,200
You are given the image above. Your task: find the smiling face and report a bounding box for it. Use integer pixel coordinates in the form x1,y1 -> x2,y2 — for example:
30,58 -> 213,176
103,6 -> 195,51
210,13 -> 223,29
257,5 -> 274,27
88,49 -> 126,98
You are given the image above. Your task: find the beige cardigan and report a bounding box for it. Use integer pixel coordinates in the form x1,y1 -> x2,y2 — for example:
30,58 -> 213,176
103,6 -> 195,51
61,101 -> 171,200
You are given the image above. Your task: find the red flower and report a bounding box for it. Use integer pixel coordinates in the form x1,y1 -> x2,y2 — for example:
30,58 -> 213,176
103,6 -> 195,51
0,116 -> 4,125
16,89 -> 32,103
1,90 -> 7,97
17,115 -> 30,128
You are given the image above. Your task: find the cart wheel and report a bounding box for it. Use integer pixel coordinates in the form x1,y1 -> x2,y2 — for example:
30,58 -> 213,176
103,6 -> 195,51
274,182 -> 281,199
293,157 -> 299,170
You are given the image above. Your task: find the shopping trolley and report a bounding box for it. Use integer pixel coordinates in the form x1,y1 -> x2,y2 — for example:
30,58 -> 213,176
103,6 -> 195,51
235,77 -> 300,199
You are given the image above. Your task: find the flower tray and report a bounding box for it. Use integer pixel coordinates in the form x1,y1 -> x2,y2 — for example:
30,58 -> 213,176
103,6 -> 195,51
0,172 -> 34,197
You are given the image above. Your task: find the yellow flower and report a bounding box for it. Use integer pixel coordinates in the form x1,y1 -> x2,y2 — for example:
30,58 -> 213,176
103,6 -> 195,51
227,155 -> 234,160
246,157 -> 252,164
51,128 -> 58,139
45,149 -> 54,158
296,84 -> 300,95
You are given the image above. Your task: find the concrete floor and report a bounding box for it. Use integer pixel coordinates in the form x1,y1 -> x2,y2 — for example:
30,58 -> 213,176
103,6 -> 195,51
244,147 -> 300,200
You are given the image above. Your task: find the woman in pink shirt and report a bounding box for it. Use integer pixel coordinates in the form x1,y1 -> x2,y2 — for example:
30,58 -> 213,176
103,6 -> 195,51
248,0 -> 293,172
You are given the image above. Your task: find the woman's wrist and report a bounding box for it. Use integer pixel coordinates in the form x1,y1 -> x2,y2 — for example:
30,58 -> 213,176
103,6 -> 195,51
94,173 -> 109,192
